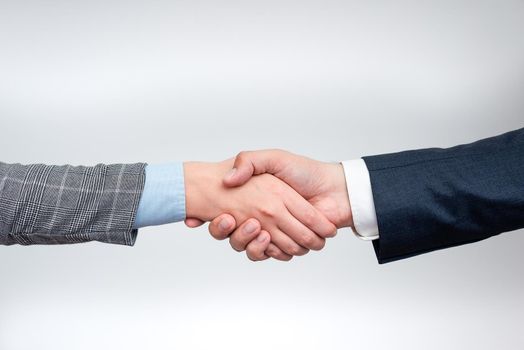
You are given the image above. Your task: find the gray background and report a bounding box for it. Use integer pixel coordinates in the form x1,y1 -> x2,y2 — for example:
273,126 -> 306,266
0,0 -> 523,349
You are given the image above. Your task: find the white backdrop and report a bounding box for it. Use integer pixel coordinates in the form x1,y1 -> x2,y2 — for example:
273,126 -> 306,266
1,1 -> 523,349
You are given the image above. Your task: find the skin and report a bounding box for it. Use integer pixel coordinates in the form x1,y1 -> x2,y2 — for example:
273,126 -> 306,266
183,159 -> 337,259
186,150 -> 354,261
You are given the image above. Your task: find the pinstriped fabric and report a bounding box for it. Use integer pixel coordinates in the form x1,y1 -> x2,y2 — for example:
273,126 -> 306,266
0,162 -> 146,246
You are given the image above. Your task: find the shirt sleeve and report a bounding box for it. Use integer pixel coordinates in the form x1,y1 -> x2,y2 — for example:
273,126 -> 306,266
132,162 -> 186,228
341,159 -> 380,240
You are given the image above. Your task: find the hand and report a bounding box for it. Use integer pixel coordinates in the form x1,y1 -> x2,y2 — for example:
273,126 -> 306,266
183,159 -> 337,259
202,150 -> 354,260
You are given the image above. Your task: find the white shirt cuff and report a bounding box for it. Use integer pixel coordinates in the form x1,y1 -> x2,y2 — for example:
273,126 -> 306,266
341,159 -> 379,240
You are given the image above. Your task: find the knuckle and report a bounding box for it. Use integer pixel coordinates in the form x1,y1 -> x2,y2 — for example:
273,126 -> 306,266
314,237 -> 326,251
266,246 -> 282,259
268,249 -> 283,260
302,209 -> 318,227
327,228 -> 338,238
259,204 -> 279,218
265,245 -> 277,256
300,233 -> 316,248
279,254 -> 293,262
247,247 -> 264,261
209,223 -> 230,240
235,151 -> 250,163
287,244 -> 304,256
266,244 -> 292,261
229,239 -> 244,252
246,252 -> 258,262
209,229 -> 228,240
296,248 -> 309,256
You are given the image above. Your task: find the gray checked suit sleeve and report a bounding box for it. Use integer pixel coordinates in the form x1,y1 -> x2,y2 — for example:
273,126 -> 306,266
0,162 -> 146,246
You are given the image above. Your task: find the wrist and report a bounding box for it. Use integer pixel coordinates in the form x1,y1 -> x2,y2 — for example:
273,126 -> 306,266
327,162 -> 354,229
183,160 -> 233,221
184,162 -> 214,221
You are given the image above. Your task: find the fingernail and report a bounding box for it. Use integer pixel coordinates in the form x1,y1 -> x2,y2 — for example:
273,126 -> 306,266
257,233 -> 267,242
244,221 -> 258,235
218,218 -> 231,231
225,168 -> 237,179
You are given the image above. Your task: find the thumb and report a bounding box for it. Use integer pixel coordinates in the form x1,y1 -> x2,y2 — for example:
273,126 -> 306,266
223,150 -> 283,187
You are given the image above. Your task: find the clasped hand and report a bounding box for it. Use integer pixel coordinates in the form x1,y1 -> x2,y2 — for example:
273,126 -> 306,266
184,150 -> 354,262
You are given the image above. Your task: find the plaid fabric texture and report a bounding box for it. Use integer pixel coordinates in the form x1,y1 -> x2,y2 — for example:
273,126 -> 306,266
0,162 -> 146,246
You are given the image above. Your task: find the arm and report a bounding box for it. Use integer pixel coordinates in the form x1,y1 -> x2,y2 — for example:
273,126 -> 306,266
0,162 -> 146,245
364,128 -> 524,263
0,159 -> 336,258
209,128 -> 524,263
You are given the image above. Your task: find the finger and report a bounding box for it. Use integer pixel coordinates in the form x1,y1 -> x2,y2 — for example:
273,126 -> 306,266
184,218 -> 205,228
269,227 -> 309,256
245,231 -> 271,261
284,192 -> 337,238
208,214 -> 237,240
276,214 -> 326,251
265,242 -> 293,261
228,218 -> 262,252
223,150 -> 288,187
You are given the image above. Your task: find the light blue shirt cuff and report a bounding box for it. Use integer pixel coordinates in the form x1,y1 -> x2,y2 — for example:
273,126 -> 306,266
132,162 -> 186,228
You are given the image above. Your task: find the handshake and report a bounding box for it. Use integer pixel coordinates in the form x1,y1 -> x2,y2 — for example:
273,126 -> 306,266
2,129 -> 518,262
182,150 -> 353,262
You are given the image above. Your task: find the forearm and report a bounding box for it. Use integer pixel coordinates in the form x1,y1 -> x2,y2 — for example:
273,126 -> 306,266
0,162 -> 146,245
364,128 -> 524,263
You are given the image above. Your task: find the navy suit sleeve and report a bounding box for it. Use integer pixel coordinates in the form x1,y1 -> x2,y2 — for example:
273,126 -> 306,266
362,128 -> 524,264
